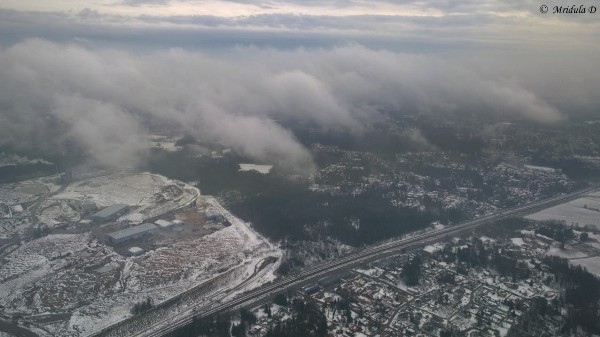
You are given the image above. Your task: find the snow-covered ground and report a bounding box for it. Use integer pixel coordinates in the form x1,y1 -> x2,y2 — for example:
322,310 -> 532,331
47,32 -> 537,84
46,172 -> 199,224
0,234 -> 89,284
528,190 -> 600,276
0,174 -> 282,337
74,196 -> 280,336
546,242 -> 600,277
526,191 -> 600,229
0,175 -> 62,205
95,197 -> 282,337
545,245 -> 588,259
423,242 -> 445,254
566,256 -> 600,275
238,164 -> 273,174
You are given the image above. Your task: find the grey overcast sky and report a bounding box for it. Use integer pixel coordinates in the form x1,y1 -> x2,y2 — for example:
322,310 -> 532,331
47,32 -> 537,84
1,0 -> 599,50
0,1 -> 598,170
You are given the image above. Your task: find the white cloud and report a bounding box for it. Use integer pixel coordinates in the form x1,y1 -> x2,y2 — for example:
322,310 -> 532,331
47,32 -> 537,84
0,39 -> 597,171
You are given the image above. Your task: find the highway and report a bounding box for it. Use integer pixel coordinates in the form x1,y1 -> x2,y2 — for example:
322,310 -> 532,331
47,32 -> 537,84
135,185 -> 598,337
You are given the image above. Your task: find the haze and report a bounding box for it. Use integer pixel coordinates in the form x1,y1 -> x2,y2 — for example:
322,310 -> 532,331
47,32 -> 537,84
0,0 -> 598,170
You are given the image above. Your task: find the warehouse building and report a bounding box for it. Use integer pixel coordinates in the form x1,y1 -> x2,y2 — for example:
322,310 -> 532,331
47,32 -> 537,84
92,204 -> 129,223
105,223 -> 157,245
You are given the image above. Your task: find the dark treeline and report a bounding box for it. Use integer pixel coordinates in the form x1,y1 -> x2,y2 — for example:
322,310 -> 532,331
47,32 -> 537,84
418,124 -> 486,158
169,314 -> 232,337
230,189 -> 432,246
130,297 -> 153,315
292,124 -> 434,155
544,256 -> 600,334
505,296 -> 554,337
535,156 -> 600,182
0,163 -> 57,183
535,222 -> 574,244
507,256 -> 600,336
435,237 -> 530,282
401,255 -> 422,286
143,149 -> 277,195
143,149 -> 436,246
169,299 -> 326,337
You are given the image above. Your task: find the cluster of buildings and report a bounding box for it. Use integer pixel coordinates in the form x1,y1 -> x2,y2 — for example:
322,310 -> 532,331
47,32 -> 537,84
104,222 -> 158,245
94,203 -> 221,254
247,226 -> 582,337
103,218 -> 185,245
91,204 -> 129,223
309,143 -> 575,221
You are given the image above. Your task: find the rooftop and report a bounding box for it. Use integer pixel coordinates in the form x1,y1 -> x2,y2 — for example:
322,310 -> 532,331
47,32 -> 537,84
106,223 -> 156,240
128,247 -> 144,254
205,209 -> 222,218
92,204 -> 129,219
155,219 -> 173,227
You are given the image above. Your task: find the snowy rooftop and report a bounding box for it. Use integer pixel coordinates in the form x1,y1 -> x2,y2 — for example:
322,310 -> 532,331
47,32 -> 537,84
92,204 -> 128,219
423,243 -> 444,254
128,247 -> 144,254
154,219 -> 173,227
106,223 -> 156,240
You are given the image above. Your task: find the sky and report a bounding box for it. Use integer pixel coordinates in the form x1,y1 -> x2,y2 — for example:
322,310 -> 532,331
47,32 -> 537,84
1,0 -> 599,50
0,0 -> 598,171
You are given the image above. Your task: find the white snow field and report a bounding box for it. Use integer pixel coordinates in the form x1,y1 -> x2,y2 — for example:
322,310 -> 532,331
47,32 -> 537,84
47,172 -> 199,224
526,191 -> 600,229
0,174 -> 281,337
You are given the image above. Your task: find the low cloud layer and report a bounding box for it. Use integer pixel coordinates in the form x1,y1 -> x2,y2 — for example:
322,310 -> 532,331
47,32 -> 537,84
0,39 -> 596,171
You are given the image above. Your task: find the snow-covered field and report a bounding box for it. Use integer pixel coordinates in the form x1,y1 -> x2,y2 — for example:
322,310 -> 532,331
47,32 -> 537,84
0,174 -> 282,337
526,191 -> 600,229
238,164 -> 273,174
0,234 -> 89,283
527,191 -> 600,274
545,245 -> 588,259
546,241 -> 600,277
0,175 -> 62,205
46,172 -> 199,224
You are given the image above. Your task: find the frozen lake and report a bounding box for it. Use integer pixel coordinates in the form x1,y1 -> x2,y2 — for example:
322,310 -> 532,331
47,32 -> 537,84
238,163 -> 273,174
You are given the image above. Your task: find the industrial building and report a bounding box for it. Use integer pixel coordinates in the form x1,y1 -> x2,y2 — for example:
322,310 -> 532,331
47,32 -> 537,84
105,223 -> 157,244
92,204 -> 129,223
